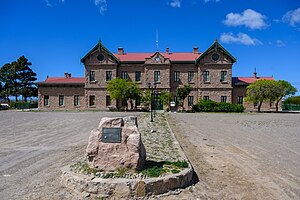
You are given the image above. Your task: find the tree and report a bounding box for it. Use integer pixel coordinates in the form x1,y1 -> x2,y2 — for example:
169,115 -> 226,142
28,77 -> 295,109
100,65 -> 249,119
159,91 -> 172,110
176,84 -> 192,109
284,96 -> 300,105
123,81 -> 141,110
245,80 -> 275,112
141,89 -> 152,111
271,80 -> 297,112
0,56 -> 37,102
0,62 -> 19,102
107,78 -> 141,110
17,56 -> 37,102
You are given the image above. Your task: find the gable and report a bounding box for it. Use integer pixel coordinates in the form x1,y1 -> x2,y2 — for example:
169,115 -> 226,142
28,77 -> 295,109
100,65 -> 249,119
196,40 -> 236,64
145,52 -> 171,65
81,41 -> 119,65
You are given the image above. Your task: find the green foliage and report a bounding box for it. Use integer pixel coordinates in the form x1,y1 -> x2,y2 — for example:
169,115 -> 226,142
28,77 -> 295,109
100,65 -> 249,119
193,100 -> 244,112
164,160 -> 189,168
159,91 -> 172,108
0,56 -> 37,102
284,96 -> 300,105
176,84 -> 192,108
171,169 -> 180,174
107,78 -> 141,109
246,79 -> 297,112
140,166 -> 166,177
141,89 -> 153,110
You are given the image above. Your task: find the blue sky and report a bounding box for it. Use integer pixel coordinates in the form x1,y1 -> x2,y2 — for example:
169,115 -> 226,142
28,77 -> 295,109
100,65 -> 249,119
1,0 -> 300,94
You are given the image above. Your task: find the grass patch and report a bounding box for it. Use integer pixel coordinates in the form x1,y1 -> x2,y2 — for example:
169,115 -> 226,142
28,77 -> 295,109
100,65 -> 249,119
71,161 -> 99,175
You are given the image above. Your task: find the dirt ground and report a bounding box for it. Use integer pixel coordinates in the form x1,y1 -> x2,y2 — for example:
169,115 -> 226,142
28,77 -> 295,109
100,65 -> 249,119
0,111 -> 299,199
167,112 -> 300,200
0,111 -> 141,200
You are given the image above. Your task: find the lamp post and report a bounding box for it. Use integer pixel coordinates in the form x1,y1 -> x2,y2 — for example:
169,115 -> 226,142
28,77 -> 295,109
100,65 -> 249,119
147,82 -> 157,122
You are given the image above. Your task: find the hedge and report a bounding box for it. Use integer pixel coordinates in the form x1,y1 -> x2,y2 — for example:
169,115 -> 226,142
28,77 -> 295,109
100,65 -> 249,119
192,100 -> 244,113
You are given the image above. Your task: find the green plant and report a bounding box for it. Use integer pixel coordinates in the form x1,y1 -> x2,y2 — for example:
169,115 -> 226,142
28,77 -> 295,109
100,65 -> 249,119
103,173 -> 114,178
140,166 -> 166,177
193,100 -> 244,113
71,161 -> 98,175
164,160 -> 189,168
171,169 -> 180,174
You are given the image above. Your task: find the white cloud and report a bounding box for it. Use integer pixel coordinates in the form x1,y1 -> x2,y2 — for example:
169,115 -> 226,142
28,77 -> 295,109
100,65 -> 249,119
283,7 -> 300,27
204,0 -> 220,3
44,0 -> 64,7
223,9 -> 268,30
169,0 -> 181,8
276,40 -> 286,47
95,0 -> 107,15
220,32 -> 262,46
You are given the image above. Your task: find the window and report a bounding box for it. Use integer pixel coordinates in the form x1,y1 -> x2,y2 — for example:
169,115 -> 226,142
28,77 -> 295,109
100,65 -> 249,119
136,96 -> 141,106
106,95 -> 111,106
135,71 -> 141,82
237,96 -> 243,105
90,71 -> 95,82
121,71 -> 128,79
154,71 -> 160,82
59,95 -> 64,106
44,95 -> 49,106
89,95 -> 95,107
203,96 -> 209,101
174,71 -> 180,82
221,71 -> 227,82
74,95 -> 79,106
203,71 -> 210,82
106,71 -> 112,81
188,96 -> 194,106
221,96 -> 227,103
188,71 -> 194,82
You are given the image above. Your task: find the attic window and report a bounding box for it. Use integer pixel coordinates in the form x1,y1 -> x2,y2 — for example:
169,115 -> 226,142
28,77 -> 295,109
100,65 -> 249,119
97,53 -> 105,62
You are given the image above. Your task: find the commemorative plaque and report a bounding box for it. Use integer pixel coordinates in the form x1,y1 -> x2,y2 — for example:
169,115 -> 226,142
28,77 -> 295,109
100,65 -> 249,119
102,128 -> 122,143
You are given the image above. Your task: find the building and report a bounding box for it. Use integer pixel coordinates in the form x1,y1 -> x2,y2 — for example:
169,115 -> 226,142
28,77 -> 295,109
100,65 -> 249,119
38,40 -> 276,111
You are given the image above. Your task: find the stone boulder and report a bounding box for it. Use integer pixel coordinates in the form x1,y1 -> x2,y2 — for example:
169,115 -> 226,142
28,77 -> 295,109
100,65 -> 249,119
86,116 -> 146,172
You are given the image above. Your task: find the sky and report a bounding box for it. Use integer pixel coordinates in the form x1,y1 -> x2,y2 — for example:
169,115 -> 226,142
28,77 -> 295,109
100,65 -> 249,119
1,0 -> 300,94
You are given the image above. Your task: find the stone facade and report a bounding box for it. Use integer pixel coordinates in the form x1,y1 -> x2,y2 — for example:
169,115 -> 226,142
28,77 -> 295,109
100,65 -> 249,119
37,40 -> 276,111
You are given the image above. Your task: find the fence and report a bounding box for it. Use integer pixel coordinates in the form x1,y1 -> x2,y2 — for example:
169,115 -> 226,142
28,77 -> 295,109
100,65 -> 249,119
282,104 -> 300,111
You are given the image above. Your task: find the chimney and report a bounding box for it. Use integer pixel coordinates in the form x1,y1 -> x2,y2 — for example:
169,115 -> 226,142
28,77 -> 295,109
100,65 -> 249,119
118,47 -> 124,55
193,47 -> 199,54
64,72 -> 71,78
166,47 -> 170,54
253,68 -> 257,79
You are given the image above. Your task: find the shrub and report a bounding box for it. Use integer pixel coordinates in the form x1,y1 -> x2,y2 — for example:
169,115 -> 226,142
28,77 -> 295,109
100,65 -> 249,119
193,100 -> 244,113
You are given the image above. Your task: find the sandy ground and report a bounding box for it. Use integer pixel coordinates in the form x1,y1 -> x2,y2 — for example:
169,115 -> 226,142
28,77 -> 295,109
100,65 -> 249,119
0,111 -> 299,199
167,112 -> 300,200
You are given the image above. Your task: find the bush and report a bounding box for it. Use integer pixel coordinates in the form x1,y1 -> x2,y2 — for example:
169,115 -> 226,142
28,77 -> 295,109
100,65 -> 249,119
284,96 -> 300,105
9,102 -> 38,109
193,100 -> 244,113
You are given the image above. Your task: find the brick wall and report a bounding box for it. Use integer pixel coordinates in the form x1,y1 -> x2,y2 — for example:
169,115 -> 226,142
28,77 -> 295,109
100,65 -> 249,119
38,85 -> 85,110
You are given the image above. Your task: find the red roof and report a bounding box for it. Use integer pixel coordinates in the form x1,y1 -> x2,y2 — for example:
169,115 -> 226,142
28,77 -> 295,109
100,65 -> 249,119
233,77 -> 274,85
43,77 -> 85,84
114,52 -> 202,61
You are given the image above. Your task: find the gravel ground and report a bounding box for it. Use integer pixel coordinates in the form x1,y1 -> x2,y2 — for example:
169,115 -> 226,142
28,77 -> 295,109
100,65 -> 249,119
0,111 -> 142,200
1,111 -> 299,199
166,112 -> 300,200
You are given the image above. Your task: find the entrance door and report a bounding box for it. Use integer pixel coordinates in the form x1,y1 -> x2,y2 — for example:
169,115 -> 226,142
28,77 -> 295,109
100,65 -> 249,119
154,93 -> 163,110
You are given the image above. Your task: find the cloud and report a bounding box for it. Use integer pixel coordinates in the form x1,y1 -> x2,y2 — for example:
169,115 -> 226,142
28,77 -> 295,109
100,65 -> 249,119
283,7 -> 300,27
169,0 -> 181,8
95,0 -> 107,15
223,9 -> 268,30
204,0 -> 220,3
220,32 -> 262,46
276,40 -> 286,47
44,0 -> 64,7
